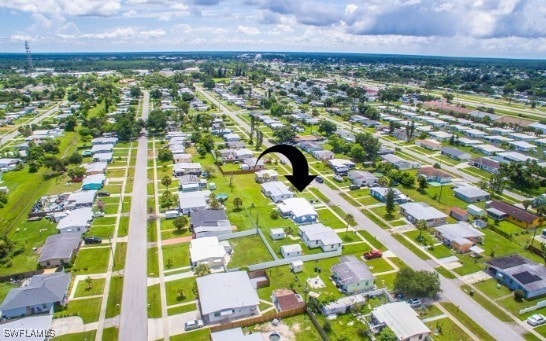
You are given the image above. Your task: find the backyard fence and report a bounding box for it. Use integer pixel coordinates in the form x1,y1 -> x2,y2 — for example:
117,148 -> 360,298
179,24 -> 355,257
306,307 -> 329,341
257,227 -> 278,260
247,249 -> 342,271
208,306 -> 306,333
217,229 -> 257,241
519,300 -> 546,315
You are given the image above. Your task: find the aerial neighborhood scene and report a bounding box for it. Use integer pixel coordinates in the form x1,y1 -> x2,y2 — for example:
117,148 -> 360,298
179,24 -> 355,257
0,1 -> 546,340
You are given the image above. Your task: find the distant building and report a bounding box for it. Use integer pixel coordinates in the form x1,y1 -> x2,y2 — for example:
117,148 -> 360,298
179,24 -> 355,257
486,255 -> 546,299
400,202 -> 447,227
298,223 -> 342,252
453,186 -> 490,203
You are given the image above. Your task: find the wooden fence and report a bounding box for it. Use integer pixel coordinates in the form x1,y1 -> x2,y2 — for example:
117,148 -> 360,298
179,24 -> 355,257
209,306 -> 306,333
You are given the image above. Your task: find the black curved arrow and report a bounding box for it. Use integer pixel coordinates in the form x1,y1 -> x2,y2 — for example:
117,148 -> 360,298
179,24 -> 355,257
256,144 -> 316,192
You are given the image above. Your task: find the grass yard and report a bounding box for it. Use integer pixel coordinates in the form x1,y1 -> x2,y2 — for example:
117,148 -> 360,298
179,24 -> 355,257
317,208 -> 346,229
392,234 -> 430,260
474,279 -> 512,300
365,257 -> 394,274
52,330 -> 97,341
227,235 -> 274,268
88,224 -> 114,239
72,247 -> 110,274
168,302 -> 198,315
74,277 -> 106,297
162,243 -> 190,270
0,281 -> 19,302
460,284 -> 513,322
165,277 -> 197,306
102,328 -> 119,341
357,230 -> 385,250
118,217 -> 129,237
247,313 -> 322,341
113,242 -> 127,271
171,328 -> 210,341
425,317 -> 471,340
148,246 -> 159,277
105,275 -> 124,318
439,302 -> 495,341
147,284 -> 162,318
54,297 -> 102,323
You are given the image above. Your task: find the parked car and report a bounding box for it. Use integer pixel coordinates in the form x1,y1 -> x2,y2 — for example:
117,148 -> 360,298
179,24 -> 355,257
527,314 -> 546,326
407,298 -> 422,308
92,211 -> 105,218
97,191 -> 110,197
363,249 -> 382,260
84,236 -> 102,244
349,184 -> 360,190
315,176 -> 324,183
82,150 -> 93,156
333,175 -> 343,182
184,319 -> 204,331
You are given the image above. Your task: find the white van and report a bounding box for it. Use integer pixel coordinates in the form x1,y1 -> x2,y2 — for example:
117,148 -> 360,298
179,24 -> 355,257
165,210 -> 179,219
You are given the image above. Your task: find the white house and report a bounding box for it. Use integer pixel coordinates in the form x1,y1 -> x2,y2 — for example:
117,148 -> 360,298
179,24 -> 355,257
56,207 -> 93,234
190,236 -> 227,270
261,181 -> 294,203
277,198 -> 318,224
281,244 -> 303,258
197,272 -> 259,324
371,302 -> 431,341
270,228 -> 286,240
400,202 -> 447,227
178,190 -> 210,215
299,223 -> 342,252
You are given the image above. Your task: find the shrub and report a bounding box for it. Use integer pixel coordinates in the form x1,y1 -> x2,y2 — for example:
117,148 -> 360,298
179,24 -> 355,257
270,210 -> 280,220
322,320 -> 332,333
514,289 -> 525,302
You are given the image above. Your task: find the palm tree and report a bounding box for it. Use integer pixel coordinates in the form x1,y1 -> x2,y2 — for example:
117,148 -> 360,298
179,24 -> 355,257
345,214 -> 356,236
378,176 -> 391,188
416,219 -> 428,243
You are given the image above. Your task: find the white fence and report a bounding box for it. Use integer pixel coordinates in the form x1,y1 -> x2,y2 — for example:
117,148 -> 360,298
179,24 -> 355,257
217,229 -> 257,241
247,249 -> 342,271
520,300 -> 546,315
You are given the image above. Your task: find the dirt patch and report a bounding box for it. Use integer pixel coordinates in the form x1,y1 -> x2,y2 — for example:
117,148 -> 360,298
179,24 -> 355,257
253,321 -> 296,341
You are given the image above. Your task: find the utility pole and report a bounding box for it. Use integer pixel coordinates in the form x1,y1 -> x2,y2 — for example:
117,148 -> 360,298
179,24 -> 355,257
25,41 -> 34,73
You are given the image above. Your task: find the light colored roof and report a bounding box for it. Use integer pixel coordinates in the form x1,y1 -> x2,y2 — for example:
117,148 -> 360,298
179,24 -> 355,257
435,222 -> 484,241
255,169 -> 278,178
0,314 -> 53,340
82,162 -> 107,173
400,202 -> 447,221
474,144 -> 505,153
270,228 -> 285,235
281,244 -> 302,254
331,255 -> 374,284
280,198 -> 317,218
66,190 -> 96,206
372,302 -> 430,339
90,144 -> 114,153
82,174 -> 106,185
299,223 -> 342,246
173,162 -> 201,171
190,237 -> 226,263
56,207 -> 93,231
261,181 -> 292,197
178,190 -> 210,210
93,152 -> 113,160
453,186 -> 490,199
197,271 -> 259,315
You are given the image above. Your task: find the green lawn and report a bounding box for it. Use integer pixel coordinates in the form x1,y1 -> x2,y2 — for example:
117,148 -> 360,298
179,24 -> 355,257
317,208 -> 345,229
74,278 -> 106,297
227,235 -> 274,268
366,257 -> 394,273
162,243 -> 190,270
52,330 -> 97,341
392,234 -> 430,260
439,302 -> 495,341
165,277 -> 197,306
102,327 -> 119,341
113,242 -> 127,271
474,279 -> 512,300
460,284 -> 513,322
105,275 -> 123,318
72,247 -> 110,274
168,303 -> 197,315
357,230 -> 386,249
54,297 -> 102,323
0,281 -> 19,302
148,246 -> 159,277
171,328 -> 210,341
425,317 -> 471,340
147,284 -> 162,318
118,217 -> 129,237
247,313 -> 322,341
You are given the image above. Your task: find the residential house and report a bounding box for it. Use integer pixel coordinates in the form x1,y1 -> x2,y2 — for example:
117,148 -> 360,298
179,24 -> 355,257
434,222 -> 484,253
312,150 -> 335,161
469,157 -> 500,174
65,190 -> 97,209
486,201 -> 542,228
497,151 -> 536,164
473,144 -> 505,156
38,233 -> 82,268
173,153 -> 192,164
82,162 -> 107,175
486,255 -> 546,299
261,181 -> 294,203
56,207 -> 93,234
178,174 -> 206,192
298,223 -> 342,252
453,186 -> 490,203
234,148 -> 253,160
348,170 -> 378,187
277,198 -> 318,224
298,141 -> 323,153
196,271 -> 259,324
328,159 -> 356,174
92,152 -> 113,163
370,187 -> 409,204
441,147 -> 471,161
91,137 -> 118,145
381,154 -> 420,170
467,204 -> 485,218
399,202 -> 447,227
190,236 -> 227,270
415,139 -> 442,151
417,166 -> 452,183
0,272 -> 71,318
173,162 -> 202,177
281,244 -> 303,258
331,255 -> 374,294
428,131 -> 452,142
371,302 -> 431,341
190,209 -> 231,238
254,169 -> 278,183
223,133 -> 241,142
178,190 -> 210,215
81,174 -> 106,190
90,144 -> 114,154
242,158 -> 264,170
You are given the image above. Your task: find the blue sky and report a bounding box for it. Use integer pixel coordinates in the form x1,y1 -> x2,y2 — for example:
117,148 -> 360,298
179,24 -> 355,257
0,0 -> 545,58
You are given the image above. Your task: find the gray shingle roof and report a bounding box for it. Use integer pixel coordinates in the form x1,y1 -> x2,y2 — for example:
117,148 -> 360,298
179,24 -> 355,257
38,233 -> 82,263
0,272 -> 70,311
190,209 -> 229,227
331,255 -> 374,285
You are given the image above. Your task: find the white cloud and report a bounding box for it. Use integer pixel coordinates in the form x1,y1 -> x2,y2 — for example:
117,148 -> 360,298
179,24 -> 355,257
0,0 -> 121,17
237,25 -> 261,35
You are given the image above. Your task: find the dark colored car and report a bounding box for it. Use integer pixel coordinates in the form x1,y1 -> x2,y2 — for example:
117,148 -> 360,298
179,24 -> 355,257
97,191 -> 110,197
349,184 -> 360,190
84,236 -> 102,244
364,249 -> 383,260
315,176 -> 324,183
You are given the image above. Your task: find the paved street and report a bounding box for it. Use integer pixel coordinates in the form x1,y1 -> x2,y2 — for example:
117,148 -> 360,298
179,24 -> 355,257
196,86 -> 527,340
119,91 -> 149,341
0,104 -> 59,147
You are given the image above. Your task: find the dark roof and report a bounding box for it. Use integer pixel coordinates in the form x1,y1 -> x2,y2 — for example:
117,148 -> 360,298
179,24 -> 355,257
273,289 -> 305,311
471,157 -> 499,169
190,209 -> 228,227
486,254 -> 528,270
489,200 -> 538,224
0,272 -> 70,311
513,271 -> 541,285
38,233 -> 82,263
450,207 -> 467,216
441,147 -> 467,156
417,166 -> 451,178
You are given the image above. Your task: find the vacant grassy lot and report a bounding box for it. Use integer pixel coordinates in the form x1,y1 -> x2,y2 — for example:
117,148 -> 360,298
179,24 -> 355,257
52,330 -> 97,341
162,243 -> 190,270
165,277 -> 197,306
227,235 -> 274,268
105,275 -> 123,318
54,297 -> 102,323
439,302 -> 495,341
72,247 -> 110,274
113,242 -> 127,271
147,284 -> 162,318
74,277 -> 106,297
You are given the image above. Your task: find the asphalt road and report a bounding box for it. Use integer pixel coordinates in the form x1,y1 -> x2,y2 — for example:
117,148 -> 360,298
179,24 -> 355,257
0,104 -> 59,147
118,91 -> 149,341
196,86 -> 527,340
